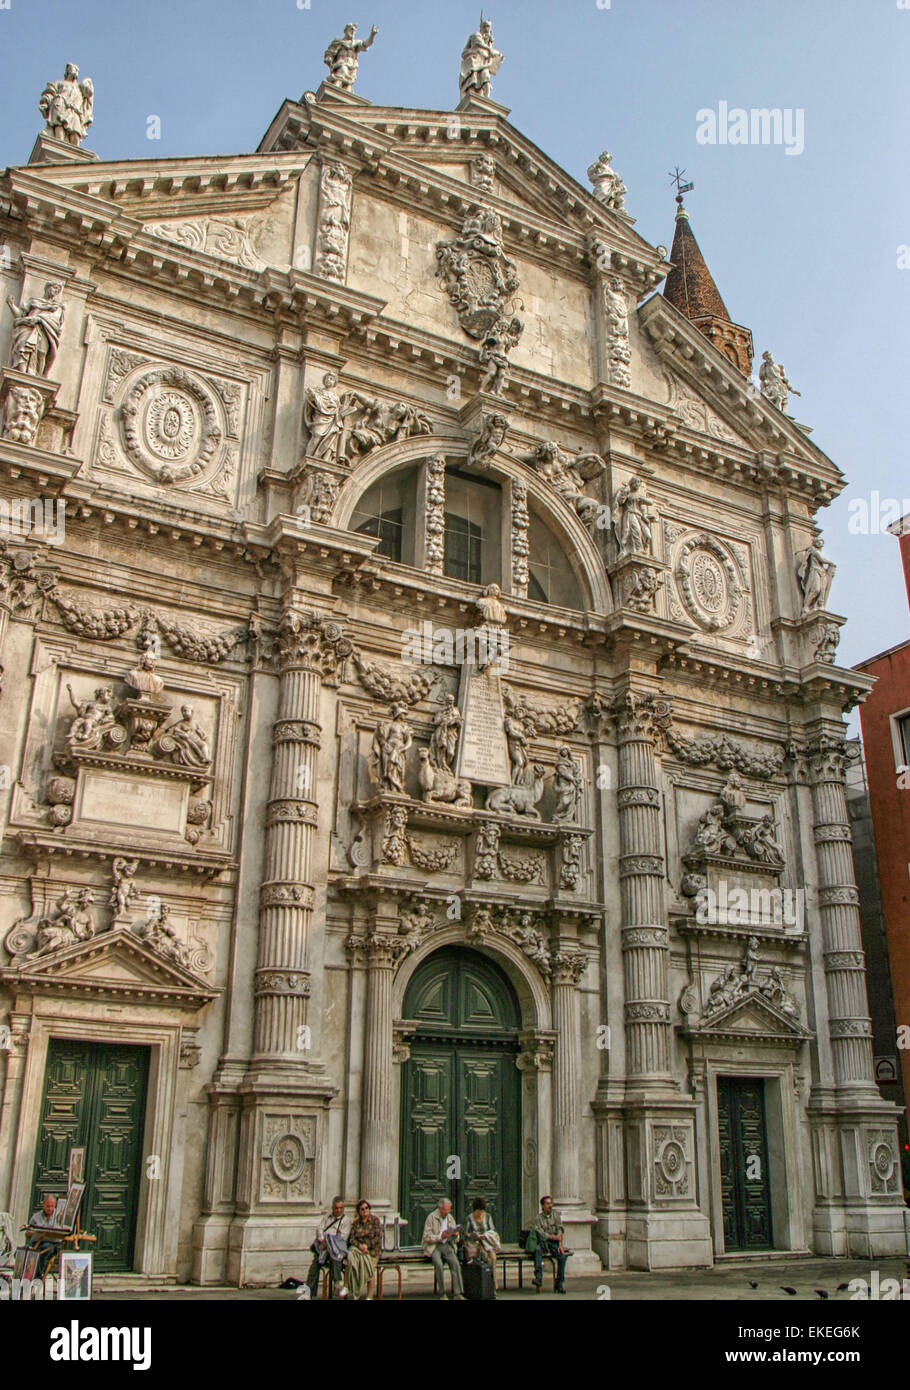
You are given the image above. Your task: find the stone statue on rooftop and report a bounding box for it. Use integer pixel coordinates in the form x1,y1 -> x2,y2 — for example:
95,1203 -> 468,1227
587,151 -> 627,213
459,18 -> 503,101
323,22 -> 378,93
39,63 -> 94,146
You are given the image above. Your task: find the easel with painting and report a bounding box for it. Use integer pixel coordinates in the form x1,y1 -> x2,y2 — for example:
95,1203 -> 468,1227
20,1146 -> 96,1281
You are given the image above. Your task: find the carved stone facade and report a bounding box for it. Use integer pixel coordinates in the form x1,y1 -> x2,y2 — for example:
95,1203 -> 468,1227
0,39 -> 901,1293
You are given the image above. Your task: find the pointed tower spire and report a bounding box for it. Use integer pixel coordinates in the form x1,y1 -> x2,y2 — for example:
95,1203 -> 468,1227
662,172 -> 753,376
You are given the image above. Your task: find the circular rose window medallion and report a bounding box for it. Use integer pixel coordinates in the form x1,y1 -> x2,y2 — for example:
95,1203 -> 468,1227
658,1139 -> 686,1183
872,1142 -> 894,1180
675,533 -> 743,631
271,1133 -> 306,1183
119,366 -> 223,487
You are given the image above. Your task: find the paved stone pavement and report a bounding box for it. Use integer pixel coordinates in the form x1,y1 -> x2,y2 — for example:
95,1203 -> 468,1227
94,1256 -> 909,1301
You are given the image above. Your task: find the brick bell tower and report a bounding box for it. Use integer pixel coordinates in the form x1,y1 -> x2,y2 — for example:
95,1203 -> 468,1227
662,184 -> 753,377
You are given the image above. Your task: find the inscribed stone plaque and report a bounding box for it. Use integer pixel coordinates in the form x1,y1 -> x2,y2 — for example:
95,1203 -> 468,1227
76,770 -> 188,834
455,662 -> 511,786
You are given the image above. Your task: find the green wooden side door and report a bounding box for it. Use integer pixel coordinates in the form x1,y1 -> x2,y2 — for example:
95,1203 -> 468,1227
399,948 -> 521,1243
31,1039 -> 150,1271
717,1076 -> 773,1252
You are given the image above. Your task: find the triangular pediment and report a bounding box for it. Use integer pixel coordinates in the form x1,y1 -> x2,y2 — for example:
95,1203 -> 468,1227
689,989 -> 810,1043
1,927 -> 217,1010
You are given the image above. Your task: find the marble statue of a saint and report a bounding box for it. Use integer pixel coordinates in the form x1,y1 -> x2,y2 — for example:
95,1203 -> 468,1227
587,151 -> 627,212
304,371 -> 348,461
39,63 -> 94,146
613,476 -> 655,556
6,281 -> 65,377
323,22 -> 378,92
429,693 -> 462,774
459,19 -> 503,101
371,702 -> 413,793
758,350 -> 800,414
162,704 -> 211,768
795,537 -> 835,614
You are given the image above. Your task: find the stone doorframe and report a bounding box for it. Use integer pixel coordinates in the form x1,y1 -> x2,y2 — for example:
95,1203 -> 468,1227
390,925 -> 553,1230
0,1006 -> 185,1277
695,1056 -> 809,1258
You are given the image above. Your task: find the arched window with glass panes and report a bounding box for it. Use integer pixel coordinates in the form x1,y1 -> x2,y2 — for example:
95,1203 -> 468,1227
350,458 -> 584,610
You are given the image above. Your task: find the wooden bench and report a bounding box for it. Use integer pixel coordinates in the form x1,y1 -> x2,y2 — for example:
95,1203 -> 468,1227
499,1246 -> 568,1291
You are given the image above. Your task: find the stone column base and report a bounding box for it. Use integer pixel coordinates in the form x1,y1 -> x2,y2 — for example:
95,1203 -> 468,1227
809,1093 -> 907,1258
625,1208 -> 714,1271
553,1207 -> 602,1276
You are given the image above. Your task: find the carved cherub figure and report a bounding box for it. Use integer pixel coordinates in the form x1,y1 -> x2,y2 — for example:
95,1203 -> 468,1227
110,857 -> 140,920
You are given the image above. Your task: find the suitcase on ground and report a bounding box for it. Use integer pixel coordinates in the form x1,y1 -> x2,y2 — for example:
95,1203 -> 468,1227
462,1259 -> 496,1301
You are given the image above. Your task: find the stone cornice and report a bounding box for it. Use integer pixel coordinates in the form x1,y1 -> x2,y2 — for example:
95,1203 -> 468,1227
259,95 -> 663,285
639,294 -> 843,503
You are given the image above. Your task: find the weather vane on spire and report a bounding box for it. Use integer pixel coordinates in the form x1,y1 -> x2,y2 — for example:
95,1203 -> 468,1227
669,166 -> 694,208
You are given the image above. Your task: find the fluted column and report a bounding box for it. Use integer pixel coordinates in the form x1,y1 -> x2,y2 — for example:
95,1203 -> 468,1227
550,948 -> 587,1206
252,610 -> 327,1064
357,932 -> 401,1208
807,734 -> 876,1089
615,693 -> 673,1087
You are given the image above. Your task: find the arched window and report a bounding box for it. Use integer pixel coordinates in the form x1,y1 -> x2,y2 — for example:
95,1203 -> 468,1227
348,458 -> 584,611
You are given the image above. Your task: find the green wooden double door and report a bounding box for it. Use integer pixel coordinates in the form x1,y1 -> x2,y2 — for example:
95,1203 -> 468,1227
717,1076 -> 773,1252
31,1039 -> 150,1271
399,948 -> 521,1243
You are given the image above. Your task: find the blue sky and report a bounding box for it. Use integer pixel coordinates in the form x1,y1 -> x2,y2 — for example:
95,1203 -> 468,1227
2,0 -> 908,720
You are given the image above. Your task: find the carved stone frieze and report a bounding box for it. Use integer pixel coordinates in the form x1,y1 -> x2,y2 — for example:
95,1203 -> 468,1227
559,833 -> 583,891
653,702 -> 785,779
144,217 -> 265,271
510,477 -> 530,597
503,683 -> 581,737
41,579 -> 137,639
340,391 -> 433,459
351,649 -> 435,705
314,162 -> 353,282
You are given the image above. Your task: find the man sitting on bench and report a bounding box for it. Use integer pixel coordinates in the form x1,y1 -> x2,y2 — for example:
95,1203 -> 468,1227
532,1195 -> 570,1294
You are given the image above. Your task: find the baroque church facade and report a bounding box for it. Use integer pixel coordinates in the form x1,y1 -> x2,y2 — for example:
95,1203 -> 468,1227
0,28 -> 904,1285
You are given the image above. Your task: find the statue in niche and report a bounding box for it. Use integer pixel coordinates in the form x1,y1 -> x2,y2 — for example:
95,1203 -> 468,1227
110,858 -> 140,921
613,475 -> 655,556
323,22 -> 378,92
552,746 -> 583,823
39,63 -> 94,146
304,371 -> 349,462
587,151 -> 627,212
795,537 -> 835,614
6,281 -> 65,377
159,704 -> 211,769
371,702 -> 413,794
66,685 -> 120,753
429,693 -> 462,774
459,18 -> 503,101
